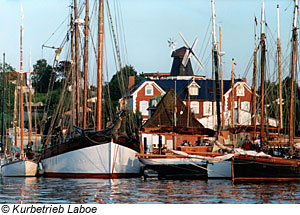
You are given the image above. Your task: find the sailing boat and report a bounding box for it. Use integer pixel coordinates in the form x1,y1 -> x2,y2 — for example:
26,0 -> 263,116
232,0 -> 300,182
1,7 -> 37,177
40,0 -> 141,178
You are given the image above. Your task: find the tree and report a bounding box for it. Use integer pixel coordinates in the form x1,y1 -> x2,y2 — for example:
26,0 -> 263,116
32,59 -> 55,93
108,65 -> 145,108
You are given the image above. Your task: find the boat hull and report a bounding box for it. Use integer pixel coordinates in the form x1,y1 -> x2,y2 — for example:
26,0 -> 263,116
208,160 -> 232,179
139,157 -> 208,179
1,160 -> 37,177
233,156 -> 300,181
41,142 -> 141,178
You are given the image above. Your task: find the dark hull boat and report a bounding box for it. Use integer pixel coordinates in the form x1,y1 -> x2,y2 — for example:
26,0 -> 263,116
139,156 -> 208,179
233,155 -> 300,182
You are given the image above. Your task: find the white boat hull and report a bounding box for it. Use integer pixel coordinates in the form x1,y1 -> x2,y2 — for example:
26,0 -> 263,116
41,142 -> 141,178
1,160 -> 37,177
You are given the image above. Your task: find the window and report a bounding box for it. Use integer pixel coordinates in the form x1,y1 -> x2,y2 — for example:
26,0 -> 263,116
190,101 -> 199,114
189,87 -> 198,96
241,101 -> 250,112
203,102 -> 212,116
139,101 -> 149,116
145,85 -> 153,96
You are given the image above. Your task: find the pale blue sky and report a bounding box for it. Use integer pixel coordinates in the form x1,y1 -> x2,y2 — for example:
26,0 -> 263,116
0,0 -> 296,85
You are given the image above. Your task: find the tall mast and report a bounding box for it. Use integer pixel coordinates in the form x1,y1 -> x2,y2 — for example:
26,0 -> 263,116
83,0 -> 89,129
1,53 -> 5,153
231,58 -> 235,129
277,5 -> 283,134
71,13 -> 75,129
252,27 -> 257,128
260,1 -> 266,143
20,7 -> 24,155
289,0 -> 298,146
74,0 -> 80,127
14,88 -> 17,150
96,0 -> 104,130
219,25 -> 224,130
28,51 -> 32,145
211,0 -> 221,136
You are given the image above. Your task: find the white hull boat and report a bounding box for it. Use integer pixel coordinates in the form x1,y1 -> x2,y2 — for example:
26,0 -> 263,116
1,159 -> 37,177
41,141 -> 141,178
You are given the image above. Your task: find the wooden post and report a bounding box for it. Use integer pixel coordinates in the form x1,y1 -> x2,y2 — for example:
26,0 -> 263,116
97,0 -> 104,131
219,25 -> 224,130
83,0 -> 89,129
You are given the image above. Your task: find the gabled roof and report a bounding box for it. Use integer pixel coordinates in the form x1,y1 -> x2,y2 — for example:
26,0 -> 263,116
143,88 -> 204,129
153,79 -> 245,101
126,78 -> 248,101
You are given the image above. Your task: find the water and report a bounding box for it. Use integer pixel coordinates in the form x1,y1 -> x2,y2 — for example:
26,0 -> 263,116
0,177 -> 300,204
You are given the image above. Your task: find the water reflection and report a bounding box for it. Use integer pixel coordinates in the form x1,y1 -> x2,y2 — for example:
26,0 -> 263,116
0,177 -> 300,203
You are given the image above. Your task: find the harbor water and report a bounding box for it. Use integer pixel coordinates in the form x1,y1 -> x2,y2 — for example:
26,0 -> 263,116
1,177 -> 300,204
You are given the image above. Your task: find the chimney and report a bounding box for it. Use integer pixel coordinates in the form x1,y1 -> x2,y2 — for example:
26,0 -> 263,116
128,76 -> 135,90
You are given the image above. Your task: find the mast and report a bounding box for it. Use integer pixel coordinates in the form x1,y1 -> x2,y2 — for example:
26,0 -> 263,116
20,8 -> 24,155
28,51 -> 32,145
289,0 -> 298,146
96,0 -> 104,130
83,0 -> 89,129
34,108 -> 38,151
219,25 -> 224,130
260,1 -> 266,143
211,0 -> 221,136
71,13 -> 75,129
74,0 -> 80,127
14,88 -> 17,150
1,53 -> 5,153
231,58 -> 235,128
277,5 -> 283,137
252,28 -> 257,128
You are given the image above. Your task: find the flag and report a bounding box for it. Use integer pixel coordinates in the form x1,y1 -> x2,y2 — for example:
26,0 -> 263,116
254,16 -> 258,26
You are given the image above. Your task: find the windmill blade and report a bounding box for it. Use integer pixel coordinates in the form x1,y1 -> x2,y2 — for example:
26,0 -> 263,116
191,51 -> 205,70
190,38 -> 198,50
179,32 -> 191,48
182,49 -> 190,67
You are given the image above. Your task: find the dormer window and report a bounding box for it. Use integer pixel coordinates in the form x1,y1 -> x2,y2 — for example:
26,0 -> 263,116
145,84 -> 153,96
189,87 -> 198,96
188,81 -> 200,96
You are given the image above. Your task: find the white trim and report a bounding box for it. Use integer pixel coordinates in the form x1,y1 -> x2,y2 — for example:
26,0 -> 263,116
145,84 -> 154,96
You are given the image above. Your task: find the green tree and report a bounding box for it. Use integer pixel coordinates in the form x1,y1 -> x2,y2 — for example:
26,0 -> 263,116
108,65 -> 145,107
32,59 -> 55,93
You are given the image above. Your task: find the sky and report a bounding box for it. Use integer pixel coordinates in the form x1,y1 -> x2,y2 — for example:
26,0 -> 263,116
0,0 -> 297,85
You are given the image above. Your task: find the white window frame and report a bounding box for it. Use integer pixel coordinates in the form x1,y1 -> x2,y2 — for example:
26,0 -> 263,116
203,101 -> 212,116
139,101 -> 149,116
145,84 -> 153,96
189,87 -> 198,96
190,101 -> 199,114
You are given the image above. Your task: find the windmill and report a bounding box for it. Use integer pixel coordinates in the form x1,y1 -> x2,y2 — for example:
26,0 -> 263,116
170,33 -> 204,76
